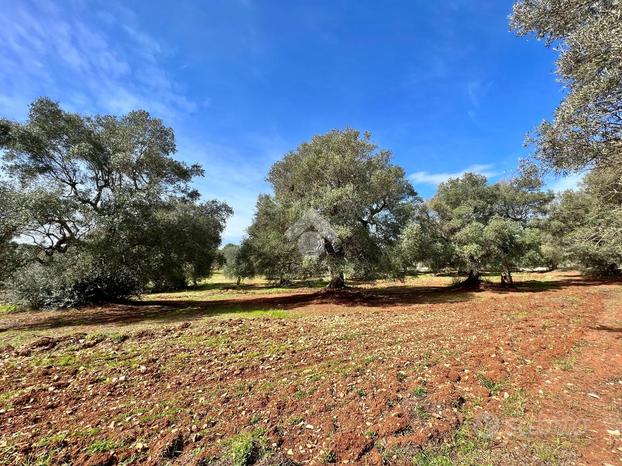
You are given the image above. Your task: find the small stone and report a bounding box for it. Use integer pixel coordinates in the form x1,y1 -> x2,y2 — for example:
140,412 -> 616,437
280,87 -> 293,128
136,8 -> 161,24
588,393 -> 600,399
287,449 -> 293,456
606,429 -> 620,436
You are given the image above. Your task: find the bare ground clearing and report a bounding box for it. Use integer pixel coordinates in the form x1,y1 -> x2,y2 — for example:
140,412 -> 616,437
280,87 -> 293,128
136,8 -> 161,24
0,272 -> 620,465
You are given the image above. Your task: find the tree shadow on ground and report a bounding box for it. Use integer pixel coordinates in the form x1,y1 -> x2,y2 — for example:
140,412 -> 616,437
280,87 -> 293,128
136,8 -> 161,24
487,276 -> 618,294
0,286 -> 465,332
183,278 -> 328,293
0,273 -> 617,333
590,324 -> 622,334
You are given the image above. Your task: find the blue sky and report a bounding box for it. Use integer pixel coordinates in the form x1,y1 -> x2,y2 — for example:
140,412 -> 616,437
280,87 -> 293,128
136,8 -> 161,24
0,0 -> 579,243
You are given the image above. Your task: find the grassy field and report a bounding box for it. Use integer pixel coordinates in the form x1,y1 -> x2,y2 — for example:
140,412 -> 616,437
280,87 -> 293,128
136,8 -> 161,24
0,271 -> 620,465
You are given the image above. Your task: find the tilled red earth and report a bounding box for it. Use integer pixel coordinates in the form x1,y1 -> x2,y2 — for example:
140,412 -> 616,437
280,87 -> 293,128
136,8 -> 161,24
0,276 -> 620,465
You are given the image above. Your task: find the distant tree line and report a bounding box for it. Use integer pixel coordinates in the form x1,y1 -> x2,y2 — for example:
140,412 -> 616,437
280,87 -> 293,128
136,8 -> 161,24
219,130 -> 572,289
1,0 -> 620,308
219,0 -> 621,288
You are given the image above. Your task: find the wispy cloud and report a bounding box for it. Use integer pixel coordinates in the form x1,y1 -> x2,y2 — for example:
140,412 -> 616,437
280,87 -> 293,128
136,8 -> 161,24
0,0 -> 195,120
466,80 -> 493,108
547,173 -> 584,192
409,163 -> 497,186
0,0 -> 267,243
179,132 -> 289,243
466,79 -> 493,123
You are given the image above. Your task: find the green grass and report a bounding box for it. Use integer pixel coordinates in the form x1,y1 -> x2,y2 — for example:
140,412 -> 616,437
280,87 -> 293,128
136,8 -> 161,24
223,309 -> 296,319
73,427 -> 102,437
229,429 -> 267,466
476,373 -> 502,396
0,304 -> 16,314
382,422 -> 494,466
529,436 -> 575,466
176,333 -> 229,349
168,305 -> 300,320
502,389 -> 527,417
87,439 -> 119,453
414,405 -> 431,420
35,432 -> 68,448
553,340 -> 585,372
146,271 -> 327,302
413,386 -> 428,397
0,388 -> 26,409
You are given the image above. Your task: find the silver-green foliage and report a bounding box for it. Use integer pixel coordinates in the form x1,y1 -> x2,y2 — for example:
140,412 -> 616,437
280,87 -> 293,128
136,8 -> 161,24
0,98 -> 231,307
398,169 -> 553,282
242,128 -> 419,285
511,0 -> 622,274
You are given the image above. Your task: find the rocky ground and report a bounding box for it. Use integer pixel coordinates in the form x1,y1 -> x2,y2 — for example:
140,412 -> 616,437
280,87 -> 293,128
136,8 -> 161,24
0,272 -> 620,465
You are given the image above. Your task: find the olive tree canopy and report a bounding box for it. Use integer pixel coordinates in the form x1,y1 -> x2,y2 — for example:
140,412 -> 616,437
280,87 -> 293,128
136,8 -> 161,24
243,128 -> 419,288
511,0 -> 622,274
399,169 -> 553,287
0,98 -> 231,307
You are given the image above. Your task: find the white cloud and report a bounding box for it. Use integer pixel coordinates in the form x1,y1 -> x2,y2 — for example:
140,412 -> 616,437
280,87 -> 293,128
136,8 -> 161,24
409,164 -> 497,186
465,79 -> 493,123
547,173 -> 584,192
0,0 -> 195,121
0,0 -> 271,244
178,132 -> 289,244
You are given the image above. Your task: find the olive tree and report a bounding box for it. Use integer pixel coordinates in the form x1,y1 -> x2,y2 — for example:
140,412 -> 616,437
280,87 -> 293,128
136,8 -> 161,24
0,98 -> 231,307
219,243 -> 256,286
401,170 -> 552,287
511,0 -> 622,274
511,0 -> 621,177
545,186 -> 622,275
244,128 -> 419,288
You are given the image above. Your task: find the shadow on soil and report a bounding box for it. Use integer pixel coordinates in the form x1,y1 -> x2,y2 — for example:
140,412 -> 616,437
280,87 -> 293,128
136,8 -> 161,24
1,273 -> 617,333
591,324 -> 622,334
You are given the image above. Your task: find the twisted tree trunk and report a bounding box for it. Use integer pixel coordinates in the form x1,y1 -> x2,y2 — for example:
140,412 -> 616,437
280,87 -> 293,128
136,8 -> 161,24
501,269 -> 514,287
327,272 -> 346,289
456,270 -> 481,289
325,237 -> 346,289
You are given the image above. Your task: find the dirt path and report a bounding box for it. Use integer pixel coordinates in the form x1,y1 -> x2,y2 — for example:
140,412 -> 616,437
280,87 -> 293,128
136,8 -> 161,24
528,286 -> 622,465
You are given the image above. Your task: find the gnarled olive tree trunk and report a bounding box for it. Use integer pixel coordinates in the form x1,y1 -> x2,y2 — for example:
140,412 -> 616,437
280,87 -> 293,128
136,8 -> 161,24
500,269 -> 514,287
456,269 -> 481,289
327,271 -> 346,289
325,238 -> 347,289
